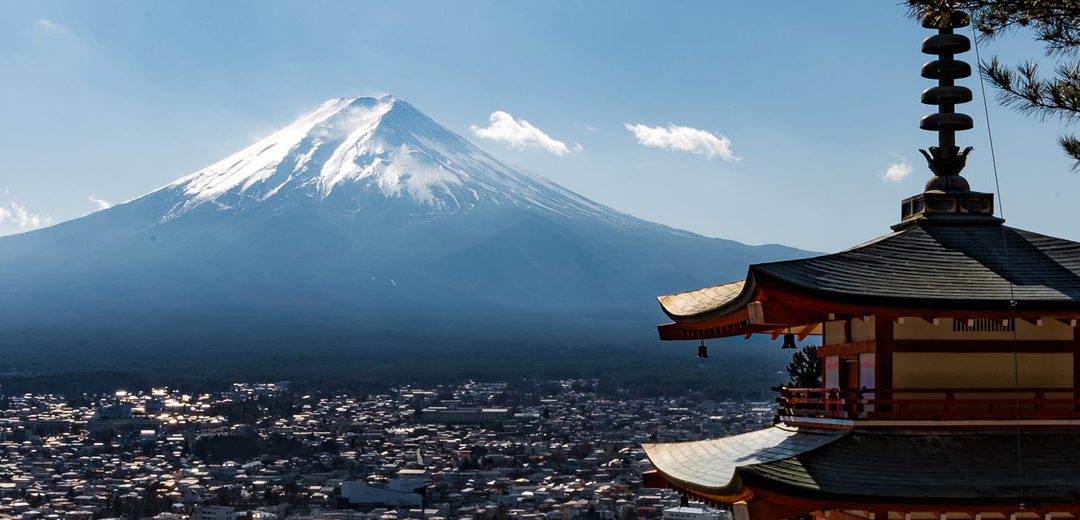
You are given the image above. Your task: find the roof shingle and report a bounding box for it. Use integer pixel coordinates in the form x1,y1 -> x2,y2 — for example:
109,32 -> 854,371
658,222 -> 1080,321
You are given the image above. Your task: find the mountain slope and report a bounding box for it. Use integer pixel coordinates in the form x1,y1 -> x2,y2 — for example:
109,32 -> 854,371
0,96 -> 809,374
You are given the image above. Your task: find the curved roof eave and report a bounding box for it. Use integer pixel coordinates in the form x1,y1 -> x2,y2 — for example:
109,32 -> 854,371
658,223 -> 1080,323
657,276 -> 757,323
642,427 -> 845,497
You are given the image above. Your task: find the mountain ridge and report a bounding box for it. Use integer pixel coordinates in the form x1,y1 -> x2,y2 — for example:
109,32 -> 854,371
0,95 -> 811,376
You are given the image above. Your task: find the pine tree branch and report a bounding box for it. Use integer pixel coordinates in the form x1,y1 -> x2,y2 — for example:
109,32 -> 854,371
1061,134 -> 1080,170
907,0 -> 1080,54
982,58 -> 1080,121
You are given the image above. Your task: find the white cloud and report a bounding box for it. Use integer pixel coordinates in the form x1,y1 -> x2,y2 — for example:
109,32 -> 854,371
31,18 -> 79,43
34,19 -> 64,33
470,111 -> 575,156
88,195 -> 112,210
0,200 -> 51,229
623,123 -> 738,161
882,160 -> 913,182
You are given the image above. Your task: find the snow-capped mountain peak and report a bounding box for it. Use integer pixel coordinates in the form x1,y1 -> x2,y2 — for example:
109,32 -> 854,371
0,95 -> 811,360
162,96 -> 618,222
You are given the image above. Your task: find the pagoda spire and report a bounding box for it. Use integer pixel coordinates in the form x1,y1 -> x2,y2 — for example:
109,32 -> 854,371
918,9 -> 974,193
894,8 -> 998,229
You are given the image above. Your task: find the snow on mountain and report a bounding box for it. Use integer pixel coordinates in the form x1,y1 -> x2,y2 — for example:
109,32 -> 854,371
162,95 -> 620,223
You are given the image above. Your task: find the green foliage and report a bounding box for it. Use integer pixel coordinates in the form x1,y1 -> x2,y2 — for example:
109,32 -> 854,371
194,434 -> 259,462
908,0 -> 1080,169
786,345 -> 821,388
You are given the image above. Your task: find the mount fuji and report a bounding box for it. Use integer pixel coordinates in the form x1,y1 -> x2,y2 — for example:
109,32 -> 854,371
0,96 -> 807,375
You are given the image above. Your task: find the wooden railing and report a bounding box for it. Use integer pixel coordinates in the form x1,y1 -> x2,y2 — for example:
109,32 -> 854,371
774,386 -> 1080,422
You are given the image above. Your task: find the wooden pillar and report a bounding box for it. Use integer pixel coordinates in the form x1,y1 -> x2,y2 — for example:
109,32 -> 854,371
734,501 -> 750,520
1072,331 -> 1080,393
876,317 -> 895,392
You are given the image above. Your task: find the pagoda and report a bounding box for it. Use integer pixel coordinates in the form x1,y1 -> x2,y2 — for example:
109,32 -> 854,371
642,10 -> 1080,520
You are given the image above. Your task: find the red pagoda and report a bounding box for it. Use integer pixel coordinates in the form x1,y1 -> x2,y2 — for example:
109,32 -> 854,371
643,10 -> 1080,520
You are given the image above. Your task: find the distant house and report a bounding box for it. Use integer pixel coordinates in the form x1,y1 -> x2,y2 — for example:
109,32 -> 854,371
416,408 -> 511,425
663,506 -> 729,520
193,505 -> 236,520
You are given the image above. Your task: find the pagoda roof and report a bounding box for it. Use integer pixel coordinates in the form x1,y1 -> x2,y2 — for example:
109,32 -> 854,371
645,428 -> 1080,505
659,222 -> 1080,324
642,426 -> 843,497
658,280 -> 746,318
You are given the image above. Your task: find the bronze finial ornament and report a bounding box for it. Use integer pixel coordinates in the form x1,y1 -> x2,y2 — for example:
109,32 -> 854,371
918,9 -> 975,193
893,9 -> 999,229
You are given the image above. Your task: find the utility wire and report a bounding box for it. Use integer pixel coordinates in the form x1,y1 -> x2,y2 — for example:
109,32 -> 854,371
971,23 -> 1025,512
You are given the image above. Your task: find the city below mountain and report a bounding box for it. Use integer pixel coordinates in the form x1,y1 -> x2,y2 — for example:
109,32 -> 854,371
0,96 -> 807,383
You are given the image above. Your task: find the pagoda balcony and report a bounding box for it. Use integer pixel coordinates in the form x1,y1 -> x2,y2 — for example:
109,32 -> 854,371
774,386 -> 1080,428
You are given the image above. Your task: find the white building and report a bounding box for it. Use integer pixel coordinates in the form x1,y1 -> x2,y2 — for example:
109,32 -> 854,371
341,472 -> 429,507
193,506 -> 236,520
662,506 -> 730,520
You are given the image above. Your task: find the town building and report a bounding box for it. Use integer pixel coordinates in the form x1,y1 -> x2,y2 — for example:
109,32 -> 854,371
644,9 -> 1080,520
663,505 -> 730,520
0,378 -> 772,519
416,407 -> 511,425
193,505 -> 236,520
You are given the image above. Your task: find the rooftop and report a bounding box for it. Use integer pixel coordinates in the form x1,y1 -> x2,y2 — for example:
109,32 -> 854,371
645,428 -> 1080,505
659,222 -> 1080,325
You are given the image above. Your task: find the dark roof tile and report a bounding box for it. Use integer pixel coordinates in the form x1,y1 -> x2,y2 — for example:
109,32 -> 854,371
739,430 -> 1080,503
660,222 -> 1080,322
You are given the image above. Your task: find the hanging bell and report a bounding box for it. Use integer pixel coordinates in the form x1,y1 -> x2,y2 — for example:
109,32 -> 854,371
782,333 -> 797,350
697,339 -> 709,359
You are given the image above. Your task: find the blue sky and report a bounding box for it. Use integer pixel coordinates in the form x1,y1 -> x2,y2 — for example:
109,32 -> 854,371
1,1 -> 1076,251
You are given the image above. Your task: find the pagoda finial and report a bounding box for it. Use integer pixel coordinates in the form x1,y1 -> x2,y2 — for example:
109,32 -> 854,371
894,9 -> 1000,229
918,9 -> 974,193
